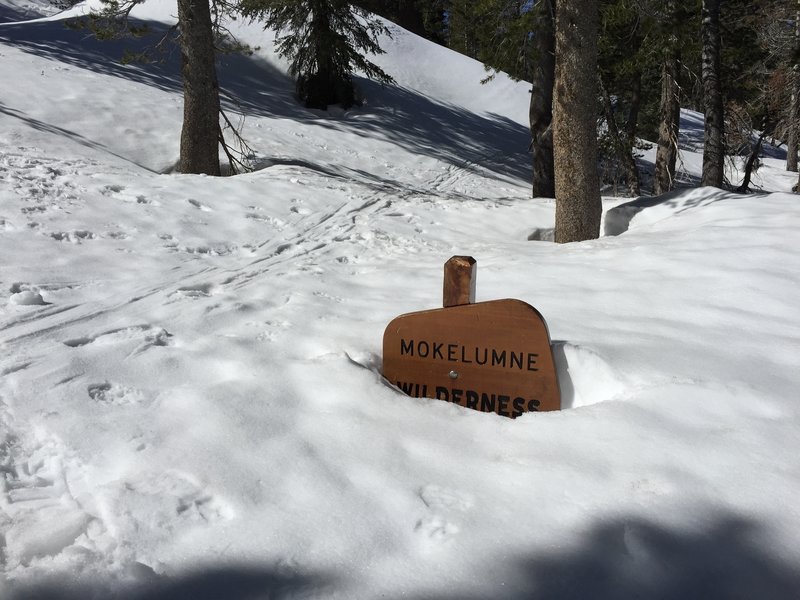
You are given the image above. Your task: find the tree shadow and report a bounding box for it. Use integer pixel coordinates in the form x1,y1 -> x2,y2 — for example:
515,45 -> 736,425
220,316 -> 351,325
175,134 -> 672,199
0,17 -> 531,185
325,78 -> 531,185
421,513 -> 800,600
603,187 -> 767,236
0,101 -> 154,170
679,110 -> 705,154
0,3 -> 54,24
11,564 -> 334,600
0,6 -> 34,23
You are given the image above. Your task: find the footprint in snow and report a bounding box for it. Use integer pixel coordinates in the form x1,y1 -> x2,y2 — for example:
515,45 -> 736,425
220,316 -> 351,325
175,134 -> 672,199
101,184 -> 125,195
179,244 -> 236,256
413,485 -> 474,549
63,325 -> 172,357
20,205 -> 47,214
414,515 -> 459,544
97,471 -> 233,551
187,198 -> 211,211
159,233 -> 179,249
0,407 -> 108,569
49,230 -> 96,243
87,382 -> 148,406
63,324 -> 151,348
171,283 -> 217,299
419,485 -> 475,512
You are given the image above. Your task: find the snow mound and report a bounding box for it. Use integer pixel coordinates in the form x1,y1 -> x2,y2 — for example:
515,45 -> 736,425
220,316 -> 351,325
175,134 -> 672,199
554,342 -> 629,409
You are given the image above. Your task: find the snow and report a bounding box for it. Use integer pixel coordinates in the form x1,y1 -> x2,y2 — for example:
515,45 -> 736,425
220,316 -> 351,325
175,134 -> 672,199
2,1 -> 800,598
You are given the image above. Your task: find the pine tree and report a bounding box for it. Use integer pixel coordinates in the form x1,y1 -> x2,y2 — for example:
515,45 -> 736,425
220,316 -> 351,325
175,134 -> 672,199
530,0 -> 555,198
553,0 -> 601,242
354,0 -> 447,42
598,0 -> 646,196
240,0 -> 394,109
177,0 -> 221,176
717,0 -> 792,189
756,0 -> 800,173
653,0 -> 682,195
451,1 -> 551,198
701,0 -> 724,187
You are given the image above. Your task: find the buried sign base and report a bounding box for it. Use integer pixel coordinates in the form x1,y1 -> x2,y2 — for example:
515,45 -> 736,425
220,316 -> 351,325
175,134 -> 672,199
382,257 -> 560,418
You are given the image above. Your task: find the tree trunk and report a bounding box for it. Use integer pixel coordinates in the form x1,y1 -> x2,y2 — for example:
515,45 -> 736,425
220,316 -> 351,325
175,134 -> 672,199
653,0 -> 680,196
737,130 -> 766,193
553,0 -> 601,243
653,62 -> 680,195
701,0 -> 724,187
624,71 -> 642,197
177,0 -> 221,176
787,109 -> 798,172
788,3 -> 800,172
530,0 -> 555,198
787,74 -> 799,172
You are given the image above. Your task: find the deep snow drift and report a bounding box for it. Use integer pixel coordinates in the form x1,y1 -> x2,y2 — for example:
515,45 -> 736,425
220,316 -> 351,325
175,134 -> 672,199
1,2 -> 800,599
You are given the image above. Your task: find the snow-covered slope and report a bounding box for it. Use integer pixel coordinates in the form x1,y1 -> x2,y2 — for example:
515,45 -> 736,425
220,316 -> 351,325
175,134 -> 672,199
2,2 -> 800,599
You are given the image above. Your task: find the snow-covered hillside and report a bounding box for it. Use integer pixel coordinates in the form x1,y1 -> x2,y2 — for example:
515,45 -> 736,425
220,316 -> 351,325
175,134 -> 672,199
1,2 -> 799,599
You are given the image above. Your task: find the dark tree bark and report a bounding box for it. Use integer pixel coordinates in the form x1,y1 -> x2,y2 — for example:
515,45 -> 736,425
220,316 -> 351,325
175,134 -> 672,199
701,0 -> 724,187
787,73 -> 799,172
789,1 -> 800,172
787,108 -> 798,172
624,71 -> 642,197
530,0 -> 555,198
177,0 -> 221,176
654,0 -> 680,196
789,53 -> 800,171
737,129 -> 768,193
625,71 -> 641,148
553,0 -> 601,243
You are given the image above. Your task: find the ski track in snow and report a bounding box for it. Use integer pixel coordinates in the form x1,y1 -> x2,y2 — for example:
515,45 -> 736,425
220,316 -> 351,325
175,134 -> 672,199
3,133 -> 793,593
3,4 -> 800,597
0,137 -> 487,585
0,127 -> 558,593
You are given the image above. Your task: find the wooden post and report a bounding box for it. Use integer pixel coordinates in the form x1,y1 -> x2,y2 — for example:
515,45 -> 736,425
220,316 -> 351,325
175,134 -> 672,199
443,256 -> 476,308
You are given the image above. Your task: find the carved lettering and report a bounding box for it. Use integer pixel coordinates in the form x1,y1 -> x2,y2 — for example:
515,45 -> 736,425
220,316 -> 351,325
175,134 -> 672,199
396,340 -> 539,372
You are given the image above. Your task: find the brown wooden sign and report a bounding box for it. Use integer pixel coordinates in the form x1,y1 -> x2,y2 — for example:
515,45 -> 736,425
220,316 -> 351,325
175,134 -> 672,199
382,257 -> 560,418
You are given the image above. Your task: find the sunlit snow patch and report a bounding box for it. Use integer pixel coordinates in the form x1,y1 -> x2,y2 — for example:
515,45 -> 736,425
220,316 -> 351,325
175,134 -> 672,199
553,342 -> 629,409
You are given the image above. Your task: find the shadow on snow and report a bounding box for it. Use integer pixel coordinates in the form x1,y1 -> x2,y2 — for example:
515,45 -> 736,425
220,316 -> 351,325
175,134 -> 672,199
0,17 -> 531,185
10,564 -> 333,600
10,513 -> 798,599
422,513 -> 800,600
603,187 -> 768,236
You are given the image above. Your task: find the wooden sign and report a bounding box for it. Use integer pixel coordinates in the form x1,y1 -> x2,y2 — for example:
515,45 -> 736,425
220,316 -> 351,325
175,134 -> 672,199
382,257 -> 560,418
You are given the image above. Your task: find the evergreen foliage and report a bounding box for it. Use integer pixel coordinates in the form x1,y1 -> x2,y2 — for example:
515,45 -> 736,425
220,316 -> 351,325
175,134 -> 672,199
240,0 -> 394,109
353,0 -> 447,43
444,0 -> 537,82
